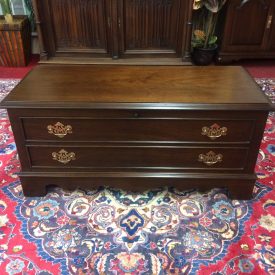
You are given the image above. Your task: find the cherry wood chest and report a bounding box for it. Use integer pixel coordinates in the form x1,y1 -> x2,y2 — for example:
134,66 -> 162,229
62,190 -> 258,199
1,65 -> 273,198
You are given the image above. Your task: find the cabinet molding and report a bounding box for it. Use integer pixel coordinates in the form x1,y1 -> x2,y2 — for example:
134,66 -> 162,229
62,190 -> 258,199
32,0 -> 193,62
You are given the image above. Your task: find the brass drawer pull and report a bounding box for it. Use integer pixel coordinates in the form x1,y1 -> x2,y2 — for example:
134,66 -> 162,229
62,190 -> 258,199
47,122 -> 72,138
52,149 -> 76,164
198,151 -> 223,166
201,123 -> 227,140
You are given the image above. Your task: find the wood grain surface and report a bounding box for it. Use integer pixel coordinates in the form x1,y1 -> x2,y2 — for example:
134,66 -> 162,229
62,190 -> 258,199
1,65 -> 272,109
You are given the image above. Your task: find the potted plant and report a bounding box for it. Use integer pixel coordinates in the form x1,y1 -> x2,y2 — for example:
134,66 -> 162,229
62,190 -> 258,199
191,0 -> 227,65
0,0 -> 13,23
0,0 -> 31,66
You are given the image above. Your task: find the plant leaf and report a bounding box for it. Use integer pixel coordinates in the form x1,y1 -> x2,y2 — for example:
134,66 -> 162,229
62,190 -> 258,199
0,0 -> 11,15
209,36 -> 217,45
193,0 -> 203,10
240,0 -> 250,7
204,0 -> 227,13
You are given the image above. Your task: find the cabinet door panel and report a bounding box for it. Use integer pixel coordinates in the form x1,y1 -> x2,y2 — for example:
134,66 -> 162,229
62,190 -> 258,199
34,0 -> 192,60
119,0 -> 189,57
39,0 -> 110,56
222,0 -> 271,52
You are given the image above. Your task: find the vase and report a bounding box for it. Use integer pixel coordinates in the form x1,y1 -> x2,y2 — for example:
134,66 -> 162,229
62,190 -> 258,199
191,46 -> 217,66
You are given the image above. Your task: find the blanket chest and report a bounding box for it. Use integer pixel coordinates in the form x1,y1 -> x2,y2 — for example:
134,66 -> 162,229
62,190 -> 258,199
1,65 -> 273,198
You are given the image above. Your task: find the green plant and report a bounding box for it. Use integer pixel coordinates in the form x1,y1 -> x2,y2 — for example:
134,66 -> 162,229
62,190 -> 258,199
0,0 -> 12,15
192,0 -> 227,49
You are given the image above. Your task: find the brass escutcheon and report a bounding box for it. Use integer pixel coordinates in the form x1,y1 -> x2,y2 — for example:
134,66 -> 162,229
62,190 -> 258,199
47,122 -> 72,138
201,123 -> 227,140
52,149 -> 76,164
198,151 -> 223,166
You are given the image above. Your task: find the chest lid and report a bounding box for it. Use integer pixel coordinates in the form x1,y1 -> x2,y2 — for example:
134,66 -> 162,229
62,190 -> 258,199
1,65 -> 273,110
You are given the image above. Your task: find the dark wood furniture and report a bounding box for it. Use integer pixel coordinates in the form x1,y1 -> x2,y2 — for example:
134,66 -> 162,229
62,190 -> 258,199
31,0 -> 193,62
1,65 -> 272,198
218,0 -> 275,63
0,16 -> 31,66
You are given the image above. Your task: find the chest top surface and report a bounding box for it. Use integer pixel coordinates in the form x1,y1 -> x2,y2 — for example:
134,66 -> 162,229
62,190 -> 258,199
1,65 -> 272,110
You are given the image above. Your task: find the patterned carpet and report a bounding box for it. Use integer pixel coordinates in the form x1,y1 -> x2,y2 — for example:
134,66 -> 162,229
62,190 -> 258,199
0,79 -> 274,275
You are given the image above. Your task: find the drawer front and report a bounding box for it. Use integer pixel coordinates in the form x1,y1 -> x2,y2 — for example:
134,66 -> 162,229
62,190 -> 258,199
22,118 -> 254,142
27,146 -> 248,170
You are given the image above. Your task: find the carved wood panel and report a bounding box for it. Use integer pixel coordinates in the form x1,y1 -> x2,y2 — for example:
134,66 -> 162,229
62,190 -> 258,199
119,0 -> 188,56
50,0 -> 107,50
124,0 -> 176,49
35,0 -> 109,57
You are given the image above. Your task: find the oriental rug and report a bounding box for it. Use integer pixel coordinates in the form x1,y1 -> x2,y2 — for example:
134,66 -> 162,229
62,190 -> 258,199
0,79 -> 274,275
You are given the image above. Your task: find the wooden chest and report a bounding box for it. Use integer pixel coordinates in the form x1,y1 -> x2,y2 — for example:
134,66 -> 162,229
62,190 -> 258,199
1,65 -> 273,199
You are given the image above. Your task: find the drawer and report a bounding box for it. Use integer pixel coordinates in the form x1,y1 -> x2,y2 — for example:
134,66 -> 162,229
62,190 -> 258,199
27,145 -> 249,170
22,117 -> 254,142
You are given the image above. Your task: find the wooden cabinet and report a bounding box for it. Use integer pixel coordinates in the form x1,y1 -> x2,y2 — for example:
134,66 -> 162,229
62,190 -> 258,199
218,0 -> 275,63
32,0 -> 193,62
